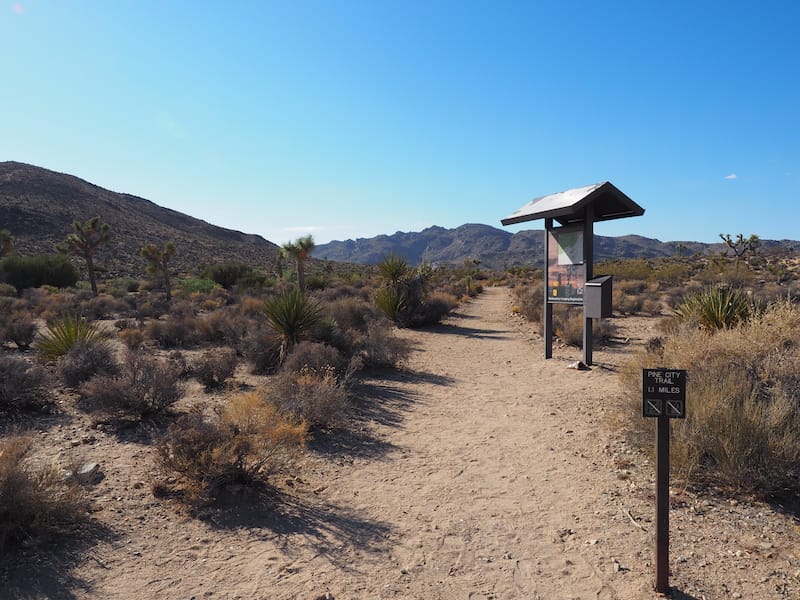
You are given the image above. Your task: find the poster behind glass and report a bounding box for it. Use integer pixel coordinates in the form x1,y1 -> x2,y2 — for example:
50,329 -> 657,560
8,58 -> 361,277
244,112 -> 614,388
547,225 -> 585,303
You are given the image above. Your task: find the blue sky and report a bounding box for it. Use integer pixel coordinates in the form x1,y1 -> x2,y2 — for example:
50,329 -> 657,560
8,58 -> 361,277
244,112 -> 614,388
2,1 -> 798,245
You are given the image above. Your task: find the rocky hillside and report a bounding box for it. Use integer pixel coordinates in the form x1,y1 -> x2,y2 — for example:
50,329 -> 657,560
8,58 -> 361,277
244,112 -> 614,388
314,223 -> 725,268
0,162 -> 280,278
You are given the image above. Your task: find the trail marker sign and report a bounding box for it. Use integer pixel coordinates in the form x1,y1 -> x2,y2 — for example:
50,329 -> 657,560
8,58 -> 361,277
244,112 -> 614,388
642,369 -> 686,419
642,367 -> 688,594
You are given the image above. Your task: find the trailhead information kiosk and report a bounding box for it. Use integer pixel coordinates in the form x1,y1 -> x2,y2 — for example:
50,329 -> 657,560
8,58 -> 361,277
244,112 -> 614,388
501,182 -> 644,365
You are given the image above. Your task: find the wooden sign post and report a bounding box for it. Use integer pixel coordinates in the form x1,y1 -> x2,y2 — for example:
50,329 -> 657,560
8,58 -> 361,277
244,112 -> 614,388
642,368 -> 687,594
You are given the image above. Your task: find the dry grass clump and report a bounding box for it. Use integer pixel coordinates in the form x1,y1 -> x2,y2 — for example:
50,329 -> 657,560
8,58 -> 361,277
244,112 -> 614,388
621,298 -> 800,495
513,281 -> 544,324
268,366 -> 350,429
155,392 -> 307,505
80,351 -> 185,419
118,327 -> 145,350
0,354 -> 52,413
0,434 -> 89,551
192,348 -> 239,390
553,306 -> 617,347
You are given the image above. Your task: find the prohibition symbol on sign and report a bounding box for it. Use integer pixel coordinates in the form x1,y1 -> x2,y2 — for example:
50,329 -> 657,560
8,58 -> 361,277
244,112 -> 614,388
642,368 -> 687,419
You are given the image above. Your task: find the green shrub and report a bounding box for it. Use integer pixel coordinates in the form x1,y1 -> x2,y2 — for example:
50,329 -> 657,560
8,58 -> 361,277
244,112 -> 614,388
0,355 -> 51,413
0,283 -> 16,296
202,263 -> 255,290
35,315 -> 110,362
0,254 -> 80,290
0,434 -> 89,552
179,277 -> 219,294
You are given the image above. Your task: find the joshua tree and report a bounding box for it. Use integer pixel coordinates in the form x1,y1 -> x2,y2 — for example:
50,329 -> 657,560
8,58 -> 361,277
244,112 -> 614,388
0,229 -> 14,258
56,216 -> 110,296
140,241 -> 176,301
720,233 -> 760,272
281,235 -> 315,292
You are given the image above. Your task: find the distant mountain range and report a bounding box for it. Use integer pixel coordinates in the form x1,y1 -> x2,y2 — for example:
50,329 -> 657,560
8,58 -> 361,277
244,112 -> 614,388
314,223 -> 798,269
2,162 -> 796,279
0,162 -> 280,278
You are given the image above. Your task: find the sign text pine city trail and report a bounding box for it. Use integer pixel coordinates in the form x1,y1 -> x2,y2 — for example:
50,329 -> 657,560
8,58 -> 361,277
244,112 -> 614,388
642,368 -> 686,419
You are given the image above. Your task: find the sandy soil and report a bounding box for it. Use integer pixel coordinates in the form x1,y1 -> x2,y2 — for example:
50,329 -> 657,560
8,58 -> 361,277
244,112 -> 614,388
3,286 -> 799,599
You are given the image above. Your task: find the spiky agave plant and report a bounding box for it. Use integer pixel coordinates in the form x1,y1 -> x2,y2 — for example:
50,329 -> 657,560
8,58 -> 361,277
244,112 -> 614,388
35,315 -> 111,362
263,288 -> 323,362
673,286 -> 756,331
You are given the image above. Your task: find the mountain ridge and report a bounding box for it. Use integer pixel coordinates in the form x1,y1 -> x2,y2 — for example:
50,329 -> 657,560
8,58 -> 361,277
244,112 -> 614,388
0,161 -> 280,278
315,223 -> 797,268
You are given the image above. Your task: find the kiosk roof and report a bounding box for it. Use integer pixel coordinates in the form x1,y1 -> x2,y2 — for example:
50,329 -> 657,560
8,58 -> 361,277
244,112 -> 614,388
501,181 -> 644,227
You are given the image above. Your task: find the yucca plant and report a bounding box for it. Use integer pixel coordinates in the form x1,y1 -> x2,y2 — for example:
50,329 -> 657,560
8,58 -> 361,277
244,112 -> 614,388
264,288 -> 323,362
35,315 -> 110,362
377,253 -> 409,287
375,285 -> 406,323
673,286 -> 755,331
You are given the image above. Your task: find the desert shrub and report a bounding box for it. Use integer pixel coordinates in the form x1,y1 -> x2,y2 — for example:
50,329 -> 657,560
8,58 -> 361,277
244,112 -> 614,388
613,289 -> 644,315
621,298 -> 800,495
0,355 -> 51,413
118,328 -> 145,350
35,315 -> 110,362
0,434 -> 89,551
196,308 -> 250,350
179,277 -> 219,295
146,315 -> 200,348
514,281 -> 544,323
0,253 -> 80,290
269,366 -> 350,428
673,286 -> 757,331
357,321 -> 411,368
193,348 -> 238,390
57,338 -> 119,388
2,311 -> 37,349
243,327 -> 283,374
80,351 -> 185,418
264,287 -> 323,361
80,293 -> 128,320
316,282 -> 371,303
155,393 -> 307,505
0,282 -> 16,296
238,295 -> 266,317
554,307 -> 617,346
326,297 -> 380,333
281,341 -> 347,377
202,263 -> 255,290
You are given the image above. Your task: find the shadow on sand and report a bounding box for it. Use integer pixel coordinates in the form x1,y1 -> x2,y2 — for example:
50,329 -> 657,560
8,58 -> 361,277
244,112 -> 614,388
422,322 -> 512,340
310,367 -> 454,460
0,521 -> 117,600
207,488 -> 391,570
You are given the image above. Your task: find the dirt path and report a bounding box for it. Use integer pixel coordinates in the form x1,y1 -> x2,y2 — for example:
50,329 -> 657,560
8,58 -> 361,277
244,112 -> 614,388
288,286 -> 654,599
11,286 -> 799,599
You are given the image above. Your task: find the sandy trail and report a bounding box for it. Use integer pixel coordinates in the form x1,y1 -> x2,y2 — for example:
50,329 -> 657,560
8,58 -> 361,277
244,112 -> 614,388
284,286 -> 653,599
15,286 -> 798,599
